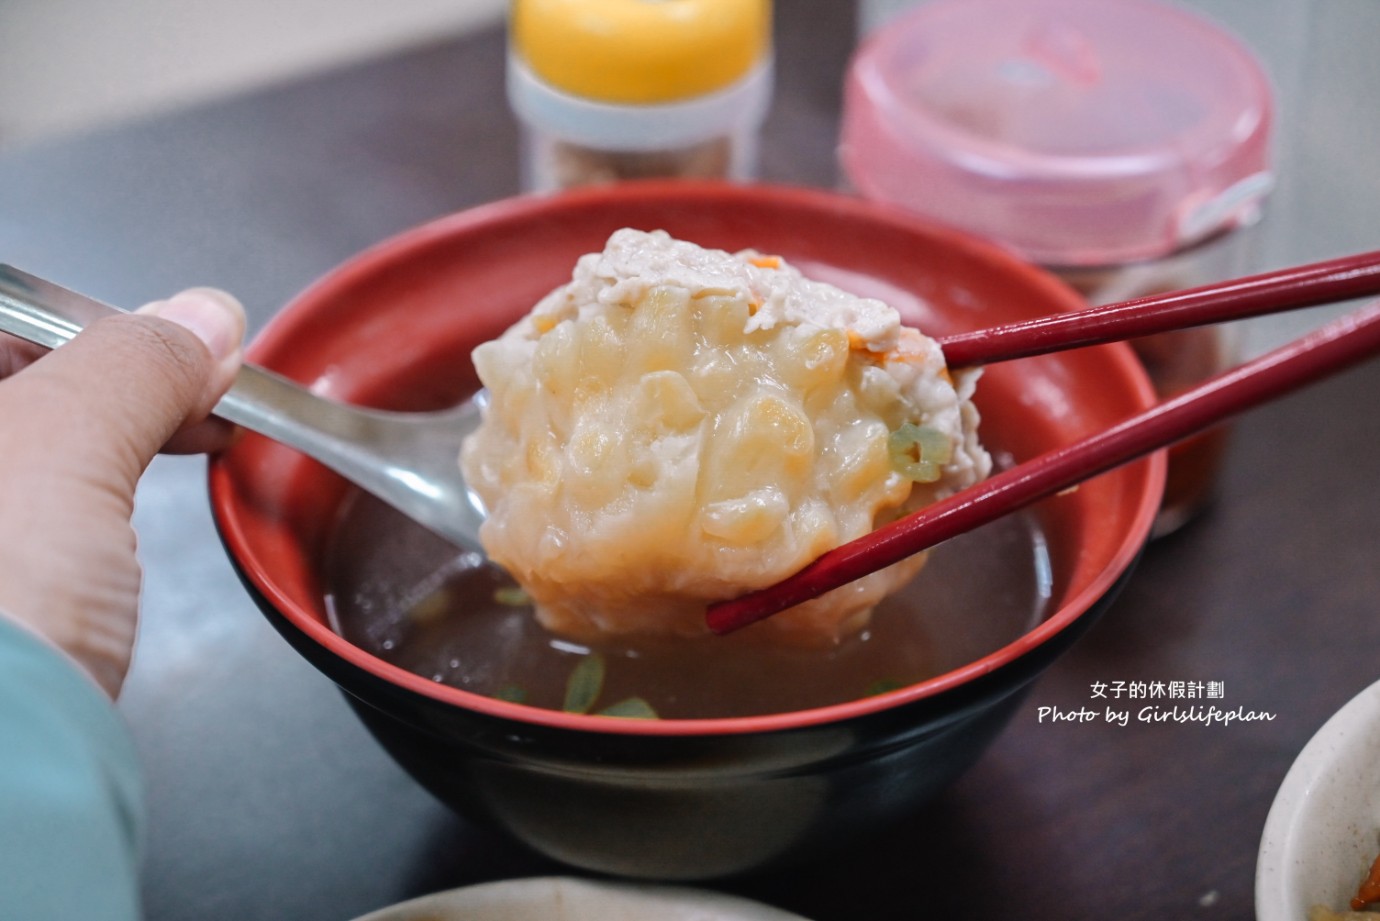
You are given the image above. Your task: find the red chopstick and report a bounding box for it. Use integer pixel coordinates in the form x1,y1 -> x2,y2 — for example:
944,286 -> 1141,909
706,300 -> 1380,635
936,249 -> 1380,367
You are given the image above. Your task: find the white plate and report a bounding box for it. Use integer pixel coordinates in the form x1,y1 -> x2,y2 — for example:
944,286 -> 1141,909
1257,679 -> 1380,920
352,876 -> 813,921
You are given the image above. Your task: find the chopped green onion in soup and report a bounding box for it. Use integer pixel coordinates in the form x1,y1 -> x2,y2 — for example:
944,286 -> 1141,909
562,653 -> 606,714
598,697 -> 660,719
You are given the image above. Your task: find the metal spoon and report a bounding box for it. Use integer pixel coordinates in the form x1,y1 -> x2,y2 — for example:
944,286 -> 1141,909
0,265 -> 487,553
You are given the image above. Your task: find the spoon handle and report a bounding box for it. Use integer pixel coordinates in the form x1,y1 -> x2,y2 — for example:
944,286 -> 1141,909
0,265 -> 486,552
0,264 -> 379,448
0,263 -> 110,347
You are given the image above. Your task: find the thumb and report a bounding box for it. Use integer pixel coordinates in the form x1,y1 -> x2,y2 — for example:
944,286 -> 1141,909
0,288 -> 244,696
133,289 -> 247,456
2,288 -> 245,495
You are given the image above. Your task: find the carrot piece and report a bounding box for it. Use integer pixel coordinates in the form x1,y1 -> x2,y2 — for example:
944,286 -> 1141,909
1351,850 -> 1380,910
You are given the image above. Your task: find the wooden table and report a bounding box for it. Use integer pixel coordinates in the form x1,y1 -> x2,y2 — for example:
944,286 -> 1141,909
2,3 -> 1377,919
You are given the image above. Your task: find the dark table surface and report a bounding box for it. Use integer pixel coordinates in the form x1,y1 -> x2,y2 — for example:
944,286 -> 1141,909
2,2 -> 1378,919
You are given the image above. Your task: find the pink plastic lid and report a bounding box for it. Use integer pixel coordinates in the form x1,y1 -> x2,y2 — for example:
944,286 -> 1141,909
840,0 -> 1274,266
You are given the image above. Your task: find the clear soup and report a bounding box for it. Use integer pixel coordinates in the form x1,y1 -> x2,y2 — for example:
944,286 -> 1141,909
324,485 -> 1052,720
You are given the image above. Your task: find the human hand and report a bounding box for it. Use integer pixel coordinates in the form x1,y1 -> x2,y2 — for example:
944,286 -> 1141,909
0,288 -> 246,698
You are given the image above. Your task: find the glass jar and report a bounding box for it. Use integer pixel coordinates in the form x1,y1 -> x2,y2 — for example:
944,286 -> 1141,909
840,0 -> 1275,535
1051,227 -> 1258,536
507,0 -> 773,193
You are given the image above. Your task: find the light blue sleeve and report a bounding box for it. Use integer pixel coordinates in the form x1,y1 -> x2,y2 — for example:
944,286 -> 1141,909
0,616 -> 145,921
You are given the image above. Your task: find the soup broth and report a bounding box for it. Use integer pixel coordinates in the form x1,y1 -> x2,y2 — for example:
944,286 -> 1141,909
324,486 -> 1053,719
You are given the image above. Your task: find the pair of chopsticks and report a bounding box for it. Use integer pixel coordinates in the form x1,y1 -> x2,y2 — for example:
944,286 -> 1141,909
706,249 -> 1380,635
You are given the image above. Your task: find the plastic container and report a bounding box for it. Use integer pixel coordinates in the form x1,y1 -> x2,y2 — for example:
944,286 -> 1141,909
507,0 -> 774,193
840,0 -> 1274,535
857,0 -> 923,37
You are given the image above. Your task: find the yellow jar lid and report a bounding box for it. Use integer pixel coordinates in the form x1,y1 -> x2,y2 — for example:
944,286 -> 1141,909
512,0 -> 772,104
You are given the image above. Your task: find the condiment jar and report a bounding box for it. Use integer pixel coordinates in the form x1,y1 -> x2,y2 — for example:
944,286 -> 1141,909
840,0 -> 1274,536
507,0 -> 774,193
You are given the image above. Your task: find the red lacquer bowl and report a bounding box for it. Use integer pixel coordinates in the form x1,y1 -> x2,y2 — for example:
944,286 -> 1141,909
210,181 -> 1163,879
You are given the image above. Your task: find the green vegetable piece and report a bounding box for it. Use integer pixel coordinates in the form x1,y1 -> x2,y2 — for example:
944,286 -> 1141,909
493,585 -> 532,607
562,653 -> 606,714
887,423 -> 954,483
864,677 -> 906,697
494,684 -> 527,704
598,697 -> 660,719
408,588 -> 450,626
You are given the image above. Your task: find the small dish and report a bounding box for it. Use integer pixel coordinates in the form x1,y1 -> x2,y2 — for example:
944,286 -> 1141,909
1257,678 -> 1380,920
351,876 -> 810,921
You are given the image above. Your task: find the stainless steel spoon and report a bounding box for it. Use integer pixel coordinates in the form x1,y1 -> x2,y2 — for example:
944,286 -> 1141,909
0,265 -> 487,553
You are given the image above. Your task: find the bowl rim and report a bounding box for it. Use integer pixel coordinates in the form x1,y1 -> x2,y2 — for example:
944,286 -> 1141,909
1255,677 -> 1380,920
211,179 -> 1165,739
349,875 -> 811,920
